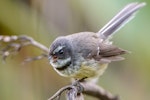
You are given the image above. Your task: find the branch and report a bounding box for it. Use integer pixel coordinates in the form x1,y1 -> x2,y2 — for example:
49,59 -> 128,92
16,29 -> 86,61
18,35 -> 49,53
48,85 -> 73,100
48,80 -> 84,100
48,81 -> 119,100
82,82 -> 118,100
0,35 -> 49,61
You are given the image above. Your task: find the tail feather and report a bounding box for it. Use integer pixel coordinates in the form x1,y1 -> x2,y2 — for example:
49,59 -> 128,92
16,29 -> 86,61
98,2 -> 146,40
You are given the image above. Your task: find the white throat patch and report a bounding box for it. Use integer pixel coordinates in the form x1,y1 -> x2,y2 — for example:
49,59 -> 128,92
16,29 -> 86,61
50,57 -> 71,69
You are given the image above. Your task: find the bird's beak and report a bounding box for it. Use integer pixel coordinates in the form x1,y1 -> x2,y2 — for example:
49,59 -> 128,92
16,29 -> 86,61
52,55 -> 58,63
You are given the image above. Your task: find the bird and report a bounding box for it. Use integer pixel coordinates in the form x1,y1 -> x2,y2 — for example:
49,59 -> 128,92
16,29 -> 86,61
48,2 -> 146,81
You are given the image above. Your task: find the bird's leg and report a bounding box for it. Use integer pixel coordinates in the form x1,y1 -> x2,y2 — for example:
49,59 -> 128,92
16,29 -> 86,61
71,77 -> 87,94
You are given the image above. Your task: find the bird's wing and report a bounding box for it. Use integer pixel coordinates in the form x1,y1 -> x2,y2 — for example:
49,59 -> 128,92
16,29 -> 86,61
88,43 -> 128,63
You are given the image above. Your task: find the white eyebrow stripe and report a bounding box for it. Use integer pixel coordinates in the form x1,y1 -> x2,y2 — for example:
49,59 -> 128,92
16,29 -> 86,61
53,46 -> 65,54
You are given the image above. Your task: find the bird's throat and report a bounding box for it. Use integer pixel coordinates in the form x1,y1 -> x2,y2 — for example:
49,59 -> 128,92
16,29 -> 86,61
55,59 -> 71,71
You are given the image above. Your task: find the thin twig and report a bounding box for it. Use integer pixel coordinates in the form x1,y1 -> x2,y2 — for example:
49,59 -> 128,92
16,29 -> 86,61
82,82 -> 119,100
0,35 -> 49,61
23,53 -> 48,64
48,85 -> 73,100
18,35 -> 49,53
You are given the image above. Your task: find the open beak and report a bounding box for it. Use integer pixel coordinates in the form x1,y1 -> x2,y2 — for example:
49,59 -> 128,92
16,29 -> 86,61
52,55 -> 58,63
48,55 -> 58,63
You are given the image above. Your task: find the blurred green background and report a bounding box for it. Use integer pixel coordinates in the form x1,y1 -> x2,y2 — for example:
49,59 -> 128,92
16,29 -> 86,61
0,0 -> 149,100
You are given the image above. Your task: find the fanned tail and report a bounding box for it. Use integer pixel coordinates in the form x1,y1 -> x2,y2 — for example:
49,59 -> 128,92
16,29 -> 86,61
98,2 -> 146,40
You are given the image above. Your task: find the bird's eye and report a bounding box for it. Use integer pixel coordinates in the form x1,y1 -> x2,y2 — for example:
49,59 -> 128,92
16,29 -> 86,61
58,49 -> 64,55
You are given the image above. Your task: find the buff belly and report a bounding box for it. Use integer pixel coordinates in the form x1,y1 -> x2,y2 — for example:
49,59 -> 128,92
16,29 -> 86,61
70,62 -> 108,80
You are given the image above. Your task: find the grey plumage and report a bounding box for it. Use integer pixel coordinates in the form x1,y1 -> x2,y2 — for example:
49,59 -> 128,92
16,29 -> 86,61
49,2 -> 146,79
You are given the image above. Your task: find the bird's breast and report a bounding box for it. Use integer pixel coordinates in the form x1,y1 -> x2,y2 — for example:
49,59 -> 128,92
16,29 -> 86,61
70,59 -> 108,79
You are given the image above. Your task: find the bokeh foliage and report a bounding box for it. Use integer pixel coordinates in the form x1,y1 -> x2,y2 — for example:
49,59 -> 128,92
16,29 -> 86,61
0,0 -> 150,100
